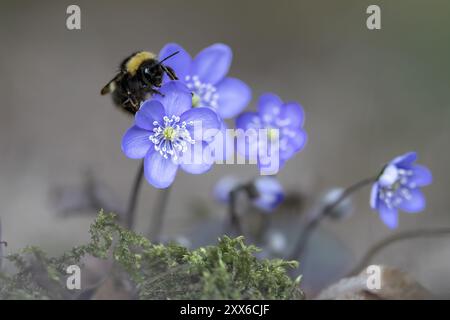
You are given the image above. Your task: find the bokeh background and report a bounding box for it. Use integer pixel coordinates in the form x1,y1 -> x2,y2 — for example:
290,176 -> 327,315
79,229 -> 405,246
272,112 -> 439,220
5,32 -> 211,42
1,0 -> 450,297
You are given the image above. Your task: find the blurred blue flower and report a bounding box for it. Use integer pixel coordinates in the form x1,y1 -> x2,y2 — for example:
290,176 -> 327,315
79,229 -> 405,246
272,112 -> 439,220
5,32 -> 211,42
122,81 -> 220,189
214,176 -> 241,203
370,152 -> 432,229
236,93 -> 307,172
159,43 -> 251,119
253,176 -> 285,211
214,176 -> 285,212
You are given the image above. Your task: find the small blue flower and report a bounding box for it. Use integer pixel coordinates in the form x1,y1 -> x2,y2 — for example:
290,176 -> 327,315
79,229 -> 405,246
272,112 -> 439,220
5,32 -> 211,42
159,43 -> 252,119
370,152 -> 432,229
252,176 -> 285,211
235,93 -> 307,172
122,81 -> 220,189
213,176 -> 285,212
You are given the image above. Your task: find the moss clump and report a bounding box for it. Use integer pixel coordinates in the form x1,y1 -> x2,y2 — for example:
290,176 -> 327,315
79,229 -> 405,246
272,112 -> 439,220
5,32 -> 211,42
0,211 -> 303,300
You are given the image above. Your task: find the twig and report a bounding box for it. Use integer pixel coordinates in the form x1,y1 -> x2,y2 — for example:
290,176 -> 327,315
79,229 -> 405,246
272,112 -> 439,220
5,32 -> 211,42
288,176 -> 376,262
347,227 -> 450,276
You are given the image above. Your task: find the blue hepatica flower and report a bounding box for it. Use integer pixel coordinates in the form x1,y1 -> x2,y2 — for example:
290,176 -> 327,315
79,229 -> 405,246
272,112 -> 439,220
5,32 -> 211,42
214,176 -> 285,212
122,81 -> 220,189
370,152 -> 432,229
236,93 -> 307,174
159,43 -> 251,119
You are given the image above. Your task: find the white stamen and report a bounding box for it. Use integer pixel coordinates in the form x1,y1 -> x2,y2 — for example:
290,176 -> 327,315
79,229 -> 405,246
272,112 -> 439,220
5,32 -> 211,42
185,75 -> 220,109
377,166 -> 416,209
149,115 -> 195,163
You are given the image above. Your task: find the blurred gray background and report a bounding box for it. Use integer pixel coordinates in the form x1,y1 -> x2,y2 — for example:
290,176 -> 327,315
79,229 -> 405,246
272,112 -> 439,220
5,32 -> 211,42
1,0 -> 450,296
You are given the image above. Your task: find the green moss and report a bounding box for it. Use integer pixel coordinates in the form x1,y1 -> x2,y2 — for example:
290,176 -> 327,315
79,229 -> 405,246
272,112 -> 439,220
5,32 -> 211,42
0,211 -> 303,300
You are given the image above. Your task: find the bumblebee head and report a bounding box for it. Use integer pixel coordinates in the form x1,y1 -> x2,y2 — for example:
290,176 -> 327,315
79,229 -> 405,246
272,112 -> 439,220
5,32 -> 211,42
141,50 -> 180,85
141,63 -> 164,86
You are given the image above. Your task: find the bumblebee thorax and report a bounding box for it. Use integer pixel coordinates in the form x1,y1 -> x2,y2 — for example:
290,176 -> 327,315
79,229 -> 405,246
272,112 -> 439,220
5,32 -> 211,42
125,51 -> 156,76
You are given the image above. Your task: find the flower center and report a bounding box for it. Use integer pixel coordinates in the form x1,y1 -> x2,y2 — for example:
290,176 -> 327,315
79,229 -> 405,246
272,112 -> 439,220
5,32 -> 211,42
192,93 -> 201,108
378,167 -> 415,209
185,75 -> 219,109
163,127 -> 176,141
267,128 -> 279,141
149,115 -> 195,162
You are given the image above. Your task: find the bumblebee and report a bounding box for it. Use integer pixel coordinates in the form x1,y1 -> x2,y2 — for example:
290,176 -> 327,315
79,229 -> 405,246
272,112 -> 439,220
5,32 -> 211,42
101,51 -> 179,114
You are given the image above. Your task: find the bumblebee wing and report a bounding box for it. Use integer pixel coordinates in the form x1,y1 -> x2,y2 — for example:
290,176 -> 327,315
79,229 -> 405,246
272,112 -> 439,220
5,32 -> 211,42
101,73 -> 122,95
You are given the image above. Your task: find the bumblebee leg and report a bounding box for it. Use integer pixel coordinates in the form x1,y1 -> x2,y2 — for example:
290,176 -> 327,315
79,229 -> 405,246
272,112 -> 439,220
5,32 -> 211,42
131,99 -> 140,113
121,97 -> 136,114
125,91 -> 140,113
150,88 -> 165,97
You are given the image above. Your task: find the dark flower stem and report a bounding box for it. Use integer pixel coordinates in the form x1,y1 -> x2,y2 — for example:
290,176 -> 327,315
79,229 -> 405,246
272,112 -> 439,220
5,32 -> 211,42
227,182 -> 259,236
347,227 -> 450,276
149,186 -> 172,242
289,176 -> 377,262
125,160 -> 144,230
228,186 -> 245,236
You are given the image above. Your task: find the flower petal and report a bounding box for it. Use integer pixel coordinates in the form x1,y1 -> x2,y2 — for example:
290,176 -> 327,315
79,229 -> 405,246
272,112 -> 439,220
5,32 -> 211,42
215,77 -> 251,119
399,189 -> 426,213
235,115 -> 260,160
257,93 -> 283,124
253,176 -> 284,212
254,176 -> 284,195
159,43 -> 192,81
208,120 -> 234,162
279,128 -> 307,160
153,81 -> 192,116
180,107 -> 220,141
191,43 -> 232,85
180,141 -> 214,174
121,126 -> 151,159
370,183 -> 379,209
391,151 -> 417,168
410,165 -> 432,187
257,139 -> 281,176
135,100 -> 165,130
378,165 -> 399,187
254,192 -> 284,212
144,148 -> 178,188
279,102 -> 305,128
236,112 -> 262,131
377,203 -> 399,229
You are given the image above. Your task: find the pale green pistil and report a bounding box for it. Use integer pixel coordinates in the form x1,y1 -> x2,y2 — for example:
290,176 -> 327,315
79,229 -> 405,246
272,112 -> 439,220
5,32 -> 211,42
192,93 -> 201,108
186,75 -> 219,109
163,126 -> 177,141
267,128 -> 279,141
